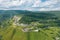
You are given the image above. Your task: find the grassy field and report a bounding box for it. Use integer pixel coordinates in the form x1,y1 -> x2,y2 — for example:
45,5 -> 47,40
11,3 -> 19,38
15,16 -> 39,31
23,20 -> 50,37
0,26 -> 60,40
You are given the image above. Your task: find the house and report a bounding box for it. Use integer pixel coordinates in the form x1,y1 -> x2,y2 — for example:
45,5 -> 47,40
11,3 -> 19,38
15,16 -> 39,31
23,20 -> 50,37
33,29 -> 39,32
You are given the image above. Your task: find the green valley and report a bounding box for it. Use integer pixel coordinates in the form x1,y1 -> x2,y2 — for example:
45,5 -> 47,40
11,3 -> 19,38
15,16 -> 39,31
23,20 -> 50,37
0,10 -> 60,40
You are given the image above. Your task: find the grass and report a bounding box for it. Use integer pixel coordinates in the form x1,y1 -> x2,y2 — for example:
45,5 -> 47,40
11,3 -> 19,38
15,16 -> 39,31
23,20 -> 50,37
0,26 -> 60,40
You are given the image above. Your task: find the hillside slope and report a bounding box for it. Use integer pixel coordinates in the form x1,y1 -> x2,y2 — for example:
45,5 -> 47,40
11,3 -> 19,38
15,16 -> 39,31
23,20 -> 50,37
0,10 -> 60,40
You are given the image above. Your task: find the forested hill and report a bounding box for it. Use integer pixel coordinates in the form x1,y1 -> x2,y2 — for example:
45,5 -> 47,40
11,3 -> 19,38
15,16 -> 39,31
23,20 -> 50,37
0,10 -> 60,25
0,10 -> 60,29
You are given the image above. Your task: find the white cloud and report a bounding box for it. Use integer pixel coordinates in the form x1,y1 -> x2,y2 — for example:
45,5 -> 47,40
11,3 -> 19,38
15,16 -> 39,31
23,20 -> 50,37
0,0 -> 60,11
32,0 -> 58,7
0,0 -> 26,7
32,0 -> 41,7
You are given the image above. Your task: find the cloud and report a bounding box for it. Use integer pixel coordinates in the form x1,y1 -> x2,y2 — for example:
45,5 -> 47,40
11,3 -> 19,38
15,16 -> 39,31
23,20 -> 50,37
32,0 -> 58,7
39,7 -> 60,11
0,0 -> 60,11
0,0 -> 26,7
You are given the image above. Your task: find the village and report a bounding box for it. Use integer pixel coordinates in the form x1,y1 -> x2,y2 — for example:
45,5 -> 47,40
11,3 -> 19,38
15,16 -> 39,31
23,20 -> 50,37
13,15 -> 42,32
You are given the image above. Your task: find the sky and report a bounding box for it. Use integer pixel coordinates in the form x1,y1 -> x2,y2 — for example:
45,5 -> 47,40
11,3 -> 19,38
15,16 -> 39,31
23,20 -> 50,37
0,0 -> 60,11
